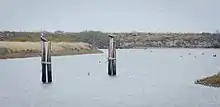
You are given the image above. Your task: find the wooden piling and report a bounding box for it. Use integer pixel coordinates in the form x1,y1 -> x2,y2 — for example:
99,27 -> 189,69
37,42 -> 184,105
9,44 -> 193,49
47,41 -> 52,83
112,41 -> 116,75
41,33 -> 52,84
108,35 -> 116,76
41,41 -> 47,83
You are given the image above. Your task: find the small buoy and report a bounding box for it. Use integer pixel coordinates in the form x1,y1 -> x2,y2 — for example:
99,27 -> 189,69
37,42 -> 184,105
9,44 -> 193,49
213,54 -> 217,57
150,50 -> 152,52
201,52 -> 204,55
99,60 -> 101,63
194,56 -> 196,58
88,72 -> 90,76
189,53 -> 191,55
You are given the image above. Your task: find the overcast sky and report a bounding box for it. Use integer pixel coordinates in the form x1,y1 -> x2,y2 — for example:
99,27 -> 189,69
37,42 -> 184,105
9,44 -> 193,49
0,0 -> 219,33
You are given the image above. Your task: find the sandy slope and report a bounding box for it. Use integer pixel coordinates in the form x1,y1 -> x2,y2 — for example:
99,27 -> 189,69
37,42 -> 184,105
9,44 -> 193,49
0,41 -> 102,59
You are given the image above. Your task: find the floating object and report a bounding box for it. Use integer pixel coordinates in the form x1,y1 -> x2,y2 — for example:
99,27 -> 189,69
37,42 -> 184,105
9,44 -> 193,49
180,56 -> 183,58
194,56 -> 196,58
88,72 -> 90,76
201,52 -> 204,55
188,53 -> 191,55
108,34 -> 116,76
213,54 -> 217,57
99,60 -> 101,63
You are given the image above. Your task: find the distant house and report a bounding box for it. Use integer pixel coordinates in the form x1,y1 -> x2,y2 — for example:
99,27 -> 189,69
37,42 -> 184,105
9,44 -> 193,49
54,30 -> 64,34
131,31 -> 138,36
201,32 -> 211,35
3,31 -> 10,33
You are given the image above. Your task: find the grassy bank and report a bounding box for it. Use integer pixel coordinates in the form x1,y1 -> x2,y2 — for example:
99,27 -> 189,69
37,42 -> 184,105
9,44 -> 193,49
1,31 -> 220,49
195,73 -> 220,88
0,41 -> 103,59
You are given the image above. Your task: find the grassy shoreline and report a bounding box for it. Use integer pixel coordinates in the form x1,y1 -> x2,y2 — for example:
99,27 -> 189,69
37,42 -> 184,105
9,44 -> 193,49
0,41 -> 103,59
1,31 -> 219,49
195,73 -> 220,88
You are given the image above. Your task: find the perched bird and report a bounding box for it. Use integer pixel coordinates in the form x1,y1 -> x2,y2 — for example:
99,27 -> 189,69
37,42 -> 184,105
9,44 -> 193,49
41,33 -> 47,42
213,54 -> 217,57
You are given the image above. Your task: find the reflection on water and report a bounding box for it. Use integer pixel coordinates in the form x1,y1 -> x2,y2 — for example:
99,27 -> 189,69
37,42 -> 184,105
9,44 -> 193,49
0,49 -> 220,107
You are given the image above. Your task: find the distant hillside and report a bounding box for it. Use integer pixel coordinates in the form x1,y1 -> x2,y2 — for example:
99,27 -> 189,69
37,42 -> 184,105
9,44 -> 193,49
0,41 -> 102,59
116,32 -> 220,48
0,31 -> 220,49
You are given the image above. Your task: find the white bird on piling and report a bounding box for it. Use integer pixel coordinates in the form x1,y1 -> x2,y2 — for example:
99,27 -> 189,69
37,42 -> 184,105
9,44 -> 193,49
41,33 -> 47,42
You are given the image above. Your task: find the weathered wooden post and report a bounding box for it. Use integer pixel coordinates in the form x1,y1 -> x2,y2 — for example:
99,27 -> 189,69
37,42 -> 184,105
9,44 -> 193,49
41,38 -> 47,83
47,41 -> 52,83
108,34 -> 116,76
112,41 -> 116,75
41,33 -> 52,84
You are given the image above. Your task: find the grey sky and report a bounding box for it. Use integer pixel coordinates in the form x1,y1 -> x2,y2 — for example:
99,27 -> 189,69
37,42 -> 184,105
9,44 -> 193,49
0,0 -> 219,32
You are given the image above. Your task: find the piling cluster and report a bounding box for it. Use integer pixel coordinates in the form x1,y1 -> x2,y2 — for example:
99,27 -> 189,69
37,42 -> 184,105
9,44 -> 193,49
108,34 -> 116,76
39,33 -> 117,84
41,33 -> 52,84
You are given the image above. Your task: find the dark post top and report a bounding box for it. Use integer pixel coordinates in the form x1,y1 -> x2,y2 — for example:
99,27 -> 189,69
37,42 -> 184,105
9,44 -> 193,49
108,34 -> 114,38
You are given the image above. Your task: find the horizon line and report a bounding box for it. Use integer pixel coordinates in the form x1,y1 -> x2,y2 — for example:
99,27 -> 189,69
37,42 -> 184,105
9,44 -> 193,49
0,29 -> 218,34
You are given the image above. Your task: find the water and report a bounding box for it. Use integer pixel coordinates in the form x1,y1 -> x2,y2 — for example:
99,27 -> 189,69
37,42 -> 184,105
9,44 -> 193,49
0,49 -> 220,107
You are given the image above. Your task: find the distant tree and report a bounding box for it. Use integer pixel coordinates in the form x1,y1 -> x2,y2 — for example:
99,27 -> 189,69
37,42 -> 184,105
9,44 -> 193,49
214,29 -> 220,42
131,31 -> 138,36
215,29 -> 220,34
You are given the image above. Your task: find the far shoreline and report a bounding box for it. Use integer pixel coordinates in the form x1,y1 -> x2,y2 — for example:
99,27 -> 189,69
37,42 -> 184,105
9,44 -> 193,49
100,47 -> 220,50
0,51 -> 103,60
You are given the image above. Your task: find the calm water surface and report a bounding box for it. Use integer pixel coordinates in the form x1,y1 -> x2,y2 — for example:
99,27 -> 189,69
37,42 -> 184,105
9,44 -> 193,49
0,49 -> 220,107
